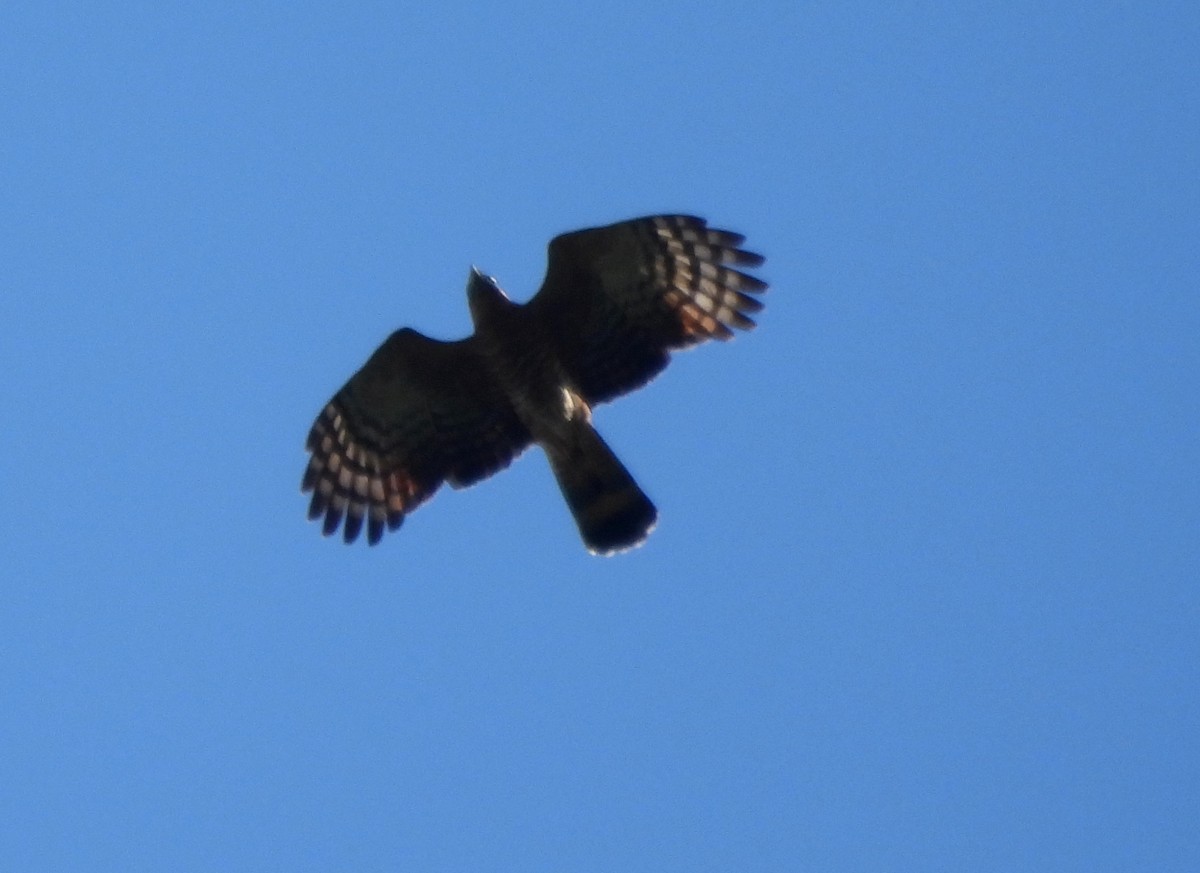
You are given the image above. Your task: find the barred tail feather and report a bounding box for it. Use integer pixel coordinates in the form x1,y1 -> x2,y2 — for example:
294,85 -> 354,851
546,422 -> 657,555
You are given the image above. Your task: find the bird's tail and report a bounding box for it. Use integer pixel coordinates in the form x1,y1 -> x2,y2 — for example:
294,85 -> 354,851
545,420 -> 657,555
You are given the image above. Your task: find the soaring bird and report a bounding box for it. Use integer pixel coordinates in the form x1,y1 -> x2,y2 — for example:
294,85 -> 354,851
302,214 -> 767,554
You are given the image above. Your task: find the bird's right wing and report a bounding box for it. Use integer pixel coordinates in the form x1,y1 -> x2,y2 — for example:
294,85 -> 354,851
302,328 -> 531,545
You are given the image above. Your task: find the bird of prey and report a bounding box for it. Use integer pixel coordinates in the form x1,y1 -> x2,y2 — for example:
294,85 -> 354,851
302,214 -> 767,554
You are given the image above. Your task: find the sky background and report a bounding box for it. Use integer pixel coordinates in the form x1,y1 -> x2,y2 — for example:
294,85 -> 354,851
2,2 -> 1197,870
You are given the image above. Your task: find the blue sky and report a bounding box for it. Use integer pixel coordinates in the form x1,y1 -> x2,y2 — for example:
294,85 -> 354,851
2,2 -> 1197,870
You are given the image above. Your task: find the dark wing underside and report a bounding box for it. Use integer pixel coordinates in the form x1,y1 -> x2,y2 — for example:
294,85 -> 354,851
302,328 -> 531,544
527,215 -> 767,405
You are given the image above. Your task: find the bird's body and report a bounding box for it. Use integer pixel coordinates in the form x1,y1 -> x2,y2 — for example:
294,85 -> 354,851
302,214 -> 766,554
466,270 -> 577,437
466,268 -> 657,551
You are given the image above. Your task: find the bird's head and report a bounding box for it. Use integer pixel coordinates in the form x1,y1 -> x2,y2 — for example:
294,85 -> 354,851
466,266 -> 511,323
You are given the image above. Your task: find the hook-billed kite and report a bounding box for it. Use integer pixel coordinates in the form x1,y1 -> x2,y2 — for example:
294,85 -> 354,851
302,215 -> 767,554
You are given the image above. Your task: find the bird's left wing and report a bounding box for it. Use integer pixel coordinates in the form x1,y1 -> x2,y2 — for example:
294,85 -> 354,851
527,215 -> 767,405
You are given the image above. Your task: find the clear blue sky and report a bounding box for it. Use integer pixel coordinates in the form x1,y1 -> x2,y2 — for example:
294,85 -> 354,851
3,3 -> 1197,870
